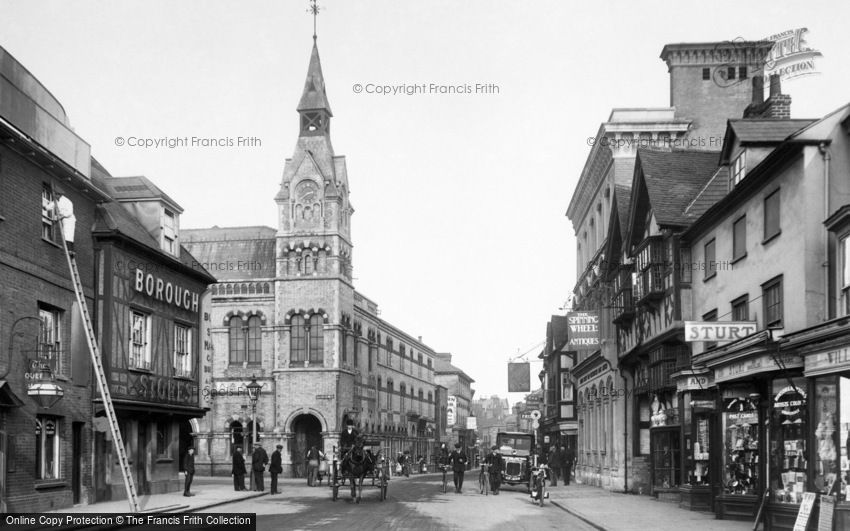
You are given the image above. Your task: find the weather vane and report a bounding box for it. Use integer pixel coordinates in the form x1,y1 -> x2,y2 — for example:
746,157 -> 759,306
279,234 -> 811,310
307,0 -> 322,39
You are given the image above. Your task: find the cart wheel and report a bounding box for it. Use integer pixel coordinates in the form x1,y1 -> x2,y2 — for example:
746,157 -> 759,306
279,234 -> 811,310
332,485 -> 339,501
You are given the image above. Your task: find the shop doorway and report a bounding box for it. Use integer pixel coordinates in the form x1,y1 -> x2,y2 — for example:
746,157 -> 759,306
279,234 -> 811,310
93,431 -> 108,502
72,422 -> 83,504
291,414 -> 322,478
178,420 -> 194,472
650,428 -> 681,492
136,422 -> 148,495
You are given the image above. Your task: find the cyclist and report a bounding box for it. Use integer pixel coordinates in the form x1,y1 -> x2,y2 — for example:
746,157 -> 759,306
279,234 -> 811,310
437,443 -> 450,492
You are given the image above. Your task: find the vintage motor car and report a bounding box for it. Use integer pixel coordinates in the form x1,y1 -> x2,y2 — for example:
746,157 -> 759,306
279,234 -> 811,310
496,431 -> 535,491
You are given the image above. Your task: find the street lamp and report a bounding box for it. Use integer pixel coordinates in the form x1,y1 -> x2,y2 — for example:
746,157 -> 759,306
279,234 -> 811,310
246,375 -> 262,448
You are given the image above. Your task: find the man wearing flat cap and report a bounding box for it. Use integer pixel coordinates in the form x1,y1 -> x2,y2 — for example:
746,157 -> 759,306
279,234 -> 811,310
485,445 -> 504,494
269,444 -> 283,494
251,442 -> 269,491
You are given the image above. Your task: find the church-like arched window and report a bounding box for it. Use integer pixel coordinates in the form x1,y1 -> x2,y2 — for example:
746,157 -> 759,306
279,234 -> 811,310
291,315 -> 307,362
309,314 -> 323,362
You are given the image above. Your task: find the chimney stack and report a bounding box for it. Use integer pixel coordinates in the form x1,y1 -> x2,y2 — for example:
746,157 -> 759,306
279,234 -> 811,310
743,74 -> 791,119
751,76 -> 764,105
769,74 -> 781,97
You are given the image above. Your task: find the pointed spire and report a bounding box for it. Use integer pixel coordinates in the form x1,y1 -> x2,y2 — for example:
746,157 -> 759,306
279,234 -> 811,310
297,40 -> 332,116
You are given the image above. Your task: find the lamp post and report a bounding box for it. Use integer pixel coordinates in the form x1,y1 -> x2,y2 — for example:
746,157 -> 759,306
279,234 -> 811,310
245,375 -> 262,491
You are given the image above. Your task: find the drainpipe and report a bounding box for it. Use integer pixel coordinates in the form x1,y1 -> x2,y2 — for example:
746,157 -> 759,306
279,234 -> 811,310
820,142 -> 831,319
620,366 -> 629,493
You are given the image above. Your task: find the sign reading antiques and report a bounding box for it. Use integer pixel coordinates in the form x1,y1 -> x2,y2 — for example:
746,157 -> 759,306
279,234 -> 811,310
684,321 -> 757,342
567,311 -> 600,351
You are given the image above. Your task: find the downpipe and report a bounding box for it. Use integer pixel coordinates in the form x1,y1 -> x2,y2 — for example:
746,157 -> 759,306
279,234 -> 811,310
820,142 -> 831,320
620,367 -> 629,494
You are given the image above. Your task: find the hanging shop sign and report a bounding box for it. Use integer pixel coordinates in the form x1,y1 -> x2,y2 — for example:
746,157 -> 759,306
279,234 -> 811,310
684,321 -> 757,342
713,353 -> 803,383
507,362 -> 530,392
566,311 -> 600,351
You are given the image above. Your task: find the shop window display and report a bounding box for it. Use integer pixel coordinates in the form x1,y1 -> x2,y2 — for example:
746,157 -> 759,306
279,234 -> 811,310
769,377 -> 808,504
723,394 -> 760,495
689,413 -> 711,485
839,376 -> 850,502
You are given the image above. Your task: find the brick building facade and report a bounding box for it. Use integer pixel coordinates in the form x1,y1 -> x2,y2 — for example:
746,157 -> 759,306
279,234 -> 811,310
0,45 -> 105,511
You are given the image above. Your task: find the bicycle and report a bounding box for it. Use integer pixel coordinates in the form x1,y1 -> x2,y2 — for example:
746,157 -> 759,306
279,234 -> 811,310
530,464 -> 549,507
479,463 -> 490,496
439,464 -> 449,493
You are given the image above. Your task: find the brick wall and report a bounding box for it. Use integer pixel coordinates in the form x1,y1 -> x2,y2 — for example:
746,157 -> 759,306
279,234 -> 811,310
0,143 -> 97,511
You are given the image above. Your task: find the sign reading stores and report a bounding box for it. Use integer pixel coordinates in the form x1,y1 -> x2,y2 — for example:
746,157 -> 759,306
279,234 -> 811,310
567,311 -> 599,351
685,321 -> 757,343
135,269 -> 200,313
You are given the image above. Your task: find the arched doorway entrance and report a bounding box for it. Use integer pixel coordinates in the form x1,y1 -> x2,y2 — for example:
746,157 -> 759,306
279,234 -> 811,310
291,414 -> 322,478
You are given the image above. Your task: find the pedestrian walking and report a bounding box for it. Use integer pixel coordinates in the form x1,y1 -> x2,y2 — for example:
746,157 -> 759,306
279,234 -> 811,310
548,445 -> 561,486
48,192 -> 76,255
270,444 -> 283,494
232,447 -> 247,491
561,445 -> 575,485
252,443 -> 269,491
485,445 -> 504,494
305,445 -> 324,486
183,447 -> 195,497
449,443 -> 467,493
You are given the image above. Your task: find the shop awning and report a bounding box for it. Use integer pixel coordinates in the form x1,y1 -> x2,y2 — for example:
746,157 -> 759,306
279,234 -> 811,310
94,398 -> 208,418
0,380 -> 24,407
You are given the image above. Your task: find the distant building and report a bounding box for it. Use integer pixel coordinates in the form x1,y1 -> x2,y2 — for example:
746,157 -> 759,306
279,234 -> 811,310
433,353 -> 475,448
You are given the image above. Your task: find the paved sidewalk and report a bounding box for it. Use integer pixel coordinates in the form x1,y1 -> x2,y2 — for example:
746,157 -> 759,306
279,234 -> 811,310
45,477 -> 266,513
548,483 -> 751,531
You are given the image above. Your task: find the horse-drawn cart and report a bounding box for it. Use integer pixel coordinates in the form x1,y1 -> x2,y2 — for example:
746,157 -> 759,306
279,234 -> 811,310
331,439 -> 390,503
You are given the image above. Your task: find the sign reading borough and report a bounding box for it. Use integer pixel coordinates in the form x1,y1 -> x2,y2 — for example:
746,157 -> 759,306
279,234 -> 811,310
567,311 -> 599,351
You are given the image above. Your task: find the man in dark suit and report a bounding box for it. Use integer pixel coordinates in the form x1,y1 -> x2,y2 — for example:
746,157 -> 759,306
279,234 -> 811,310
269,445 -> 283,494
232,447 -> 247,491
251,443 -> 269,491
561,445 -> 575,485
183,448 -> 195,497
485,445 -> 504,495
449,443 -> 468,493
548,445 -> 561,486
339,419 -> 359,474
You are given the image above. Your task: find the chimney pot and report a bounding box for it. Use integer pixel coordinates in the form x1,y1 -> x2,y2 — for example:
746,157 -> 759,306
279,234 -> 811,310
752,76 -> 764,104
769,74 -> 781,97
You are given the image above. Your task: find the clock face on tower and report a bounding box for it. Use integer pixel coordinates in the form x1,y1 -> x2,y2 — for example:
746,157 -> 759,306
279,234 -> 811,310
295,180 -> 319,204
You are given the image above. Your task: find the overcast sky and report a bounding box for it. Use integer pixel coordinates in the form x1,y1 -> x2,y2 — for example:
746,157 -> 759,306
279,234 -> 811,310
3,0 -> 849,403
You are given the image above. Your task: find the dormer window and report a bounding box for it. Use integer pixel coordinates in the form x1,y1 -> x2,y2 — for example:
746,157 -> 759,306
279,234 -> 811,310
731,151 -> 746,187
162,207 -> 178,256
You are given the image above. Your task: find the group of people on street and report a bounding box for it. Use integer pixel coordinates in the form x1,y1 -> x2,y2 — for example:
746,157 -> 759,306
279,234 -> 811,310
546,444 -> 576,486
228,443 -> 279,493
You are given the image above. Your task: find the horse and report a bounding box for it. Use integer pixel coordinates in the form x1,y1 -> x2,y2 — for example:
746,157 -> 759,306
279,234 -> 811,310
341,435 -> 379,503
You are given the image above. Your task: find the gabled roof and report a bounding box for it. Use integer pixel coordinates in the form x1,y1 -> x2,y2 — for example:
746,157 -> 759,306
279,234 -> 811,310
100,175 -> 183,213
546,315 -> 570,355
181,227 -> 276,281
684,166 -> 729,219
720,119 -> 815,163
297,40 -> 332,115
635,149 -> 721,227
93,201 -> 215,283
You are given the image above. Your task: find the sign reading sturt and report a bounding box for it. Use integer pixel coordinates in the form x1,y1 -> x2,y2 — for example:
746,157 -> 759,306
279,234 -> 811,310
684,321 -> 757,343
567,311 -> 599,351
